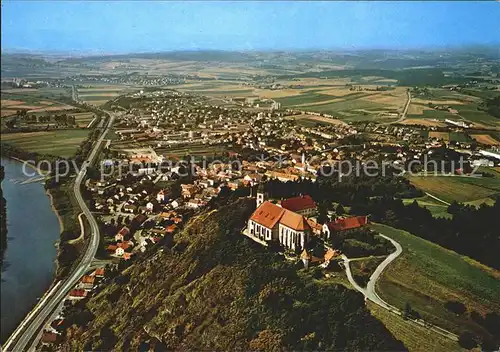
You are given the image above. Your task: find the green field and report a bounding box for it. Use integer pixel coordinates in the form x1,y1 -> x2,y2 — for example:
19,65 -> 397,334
371,223 -> 500,337
275,92 -> 342,106
368,302 -> 462,352
1,129 -> 90,157
402,195 -> 452,219
407,108 -> 455,120
409,175 -> 500,204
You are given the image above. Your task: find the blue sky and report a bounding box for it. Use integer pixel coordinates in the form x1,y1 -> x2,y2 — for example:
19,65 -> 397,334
2,1 -> 499,53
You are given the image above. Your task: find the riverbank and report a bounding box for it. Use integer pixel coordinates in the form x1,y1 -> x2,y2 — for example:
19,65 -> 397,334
0,158 -> 62,342
46,189 -> 65,235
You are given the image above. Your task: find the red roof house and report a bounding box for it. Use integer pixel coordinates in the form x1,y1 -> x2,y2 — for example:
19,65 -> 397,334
280,195 -> 316,216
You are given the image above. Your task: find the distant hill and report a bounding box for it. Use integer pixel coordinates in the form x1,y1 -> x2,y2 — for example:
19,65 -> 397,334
60,198 -> 405,351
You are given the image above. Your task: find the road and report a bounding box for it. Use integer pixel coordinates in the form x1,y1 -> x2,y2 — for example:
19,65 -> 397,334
424,192 -> 451,206
342,231 -> 459,341
2,112 -> 115,352
71,85 -> 79,102
383,89 -> 411,125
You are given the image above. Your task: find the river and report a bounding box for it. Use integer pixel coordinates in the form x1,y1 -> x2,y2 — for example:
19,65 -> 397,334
0,157 -> 61,343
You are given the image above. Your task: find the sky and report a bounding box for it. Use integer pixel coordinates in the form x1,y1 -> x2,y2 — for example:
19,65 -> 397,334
1,1 -> 499,54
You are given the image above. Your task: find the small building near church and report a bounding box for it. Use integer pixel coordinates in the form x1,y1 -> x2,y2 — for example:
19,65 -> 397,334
280,195 -> 317,217
322,216 -> 368,239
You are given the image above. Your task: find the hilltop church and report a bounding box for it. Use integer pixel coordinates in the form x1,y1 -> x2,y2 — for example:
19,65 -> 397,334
246,186 -> 312,251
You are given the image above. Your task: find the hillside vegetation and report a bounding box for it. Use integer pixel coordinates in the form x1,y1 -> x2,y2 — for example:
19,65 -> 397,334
61,199 -> 405,351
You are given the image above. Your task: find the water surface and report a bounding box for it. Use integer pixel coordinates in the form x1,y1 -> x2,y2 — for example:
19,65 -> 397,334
0,157 -> 60,343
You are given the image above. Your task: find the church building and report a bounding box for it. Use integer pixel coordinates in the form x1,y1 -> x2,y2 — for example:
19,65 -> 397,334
246,187 -> 312,251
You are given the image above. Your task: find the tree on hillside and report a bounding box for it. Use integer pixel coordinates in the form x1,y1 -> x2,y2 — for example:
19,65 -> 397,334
444,301 -> 466,315
458,332 -> 478,350
336,204 -> 345,216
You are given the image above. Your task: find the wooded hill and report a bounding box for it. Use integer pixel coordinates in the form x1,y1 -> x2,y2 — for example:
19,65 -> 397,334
60,199 -> 405,351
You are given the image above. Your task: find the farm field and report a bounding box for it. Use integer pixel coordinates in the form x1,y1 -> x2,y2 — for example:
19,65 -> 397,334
371,223 -> 500,338
367,302 -> 462,352
1,129 -> 90,157
77,85 -> 139,106
0,89 -> 75,116
402,195 -> 452,219
409,88 -> 499,126
72,112 -> 96,128
408,175 -> 500,204
470,134 -> 500,146
174,79 -> 408,122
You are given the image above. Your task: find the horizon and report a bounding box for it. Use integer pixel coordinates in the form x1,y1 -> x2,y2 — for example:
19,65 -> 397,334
2,1 -> 499,54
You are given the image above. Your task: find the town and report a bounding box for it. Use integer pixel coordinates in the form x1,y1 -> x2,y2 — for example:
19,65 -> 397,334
29,86 -> 500,349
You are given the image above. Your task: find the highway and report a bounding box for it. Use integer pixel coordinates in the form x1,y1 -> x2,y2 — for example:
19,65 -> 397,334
2,112 -> 115,352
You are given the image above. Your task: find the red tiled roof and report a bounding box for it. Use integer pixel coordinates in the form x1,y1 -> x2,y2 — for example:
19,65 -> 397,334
117,241 -> 131,250
249,201 -> 285,229
118,227 -> 130,236
41,331 -> 59,343
81,275 -> 95,284
69,289 -> 87,298
327,216 -> 368,232
281,195 -> 316,212
94,268 -> 105,277
306,218 -> 323,233
280,209 -> 311,231
107,244 -> 118,252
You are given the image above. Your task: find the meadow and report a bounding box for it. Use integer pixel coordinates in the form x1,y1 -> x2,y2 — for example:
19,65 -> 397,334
1,129 -> 90,158
402,195 -> 452,219
367,302 -> 462,352
408,175 -> 500,204
371,223 -> 500,337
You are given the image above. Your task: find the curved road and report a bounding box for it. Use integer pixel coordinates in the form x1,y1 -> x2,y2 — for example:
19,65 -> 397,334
342,232 -> 459,342
3,113 -> 115,352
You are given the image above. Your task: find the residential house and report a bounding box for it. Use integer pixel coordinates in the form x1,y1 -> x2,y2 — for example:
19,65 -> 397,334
41,331 -> 60,345
94,267 -> 105,278
79,275 -> 95,290
115,226 -> 130,242
181,184 -> 199,199
157,190 -> 166,203
68,289 -> 87,301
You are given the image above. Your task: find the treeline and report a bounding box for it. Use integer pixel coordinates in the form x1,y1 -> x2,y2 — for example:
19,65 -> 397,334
351,197 -> 500,269
260,168 -> 422,207
483,95 -> 500,119
280,68 -> 487,87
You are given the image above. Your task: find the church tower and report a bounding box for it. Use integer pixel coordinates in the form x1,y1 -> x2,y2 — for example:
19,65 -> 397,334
256,183 -> 265,208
